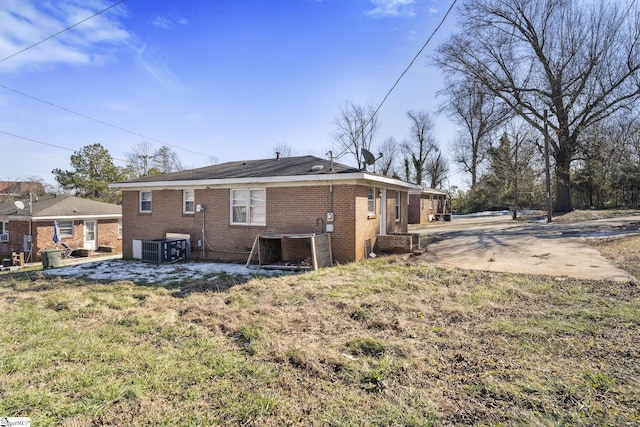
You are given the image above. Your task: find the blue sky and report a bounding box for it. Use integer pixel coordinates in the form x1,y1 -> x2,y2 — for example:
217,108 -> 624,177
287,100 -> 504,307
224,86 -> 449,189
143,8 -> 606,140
0,0 -> 463,188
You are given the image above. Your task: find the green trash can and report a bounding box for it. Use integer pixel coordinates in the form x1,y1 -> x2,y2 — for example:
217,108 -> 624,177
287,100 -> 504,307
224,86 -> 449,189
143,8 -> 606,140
42,249 -> 62,268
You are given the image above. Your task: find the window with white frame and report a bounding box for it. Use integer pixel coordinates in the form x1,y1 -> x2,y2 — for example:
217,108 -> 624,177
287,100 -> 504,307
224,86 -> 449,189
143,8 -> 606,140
118,219 -> 123,239
395,191 -> 401,221
367,188 -> 376,216
231,188 -> 266,225
0,221 -> 8,241
140,191 -> 152,212
183,190 -> 195,214
58,220 -> 74,237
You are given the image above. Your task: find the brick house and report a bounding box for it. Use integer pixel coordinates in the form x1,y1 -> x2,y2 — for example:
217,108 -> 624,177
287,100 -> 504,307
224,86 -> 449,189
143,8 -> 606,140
408,188 -> 448,224
109,155 -> 418,264
0,194 -> 122,262
0,180 -> 45,203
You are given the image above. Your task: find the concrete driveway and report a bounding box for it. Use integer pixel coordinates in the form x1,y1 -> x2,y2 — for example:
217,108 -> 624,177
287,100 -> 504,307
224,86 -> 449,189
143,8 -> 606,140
410,213 -> 640,281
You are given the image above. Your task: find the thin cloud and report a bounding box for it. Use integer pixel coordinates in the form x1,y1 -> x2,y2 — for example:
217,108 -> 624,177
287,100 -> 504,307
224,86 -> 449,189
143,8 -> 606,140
134,44 -> 184,92
366,0 -> 417,18
152,14 -> 189,30
0,0 -> 130,73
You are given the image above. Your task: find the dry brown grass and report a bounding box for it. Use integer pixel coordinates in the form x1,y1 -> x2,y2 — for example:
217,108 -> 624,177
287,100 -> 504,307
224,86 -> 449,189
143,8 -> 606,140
552,208 -> 640,223
1,256 -> 639,426
590,234 -> 640,278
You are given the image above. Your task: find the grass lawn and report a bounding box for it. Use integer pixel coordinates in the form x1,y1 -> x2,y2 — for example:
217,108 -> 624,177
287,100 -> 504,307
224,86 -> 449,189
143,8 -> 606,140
1,237 -> 639,426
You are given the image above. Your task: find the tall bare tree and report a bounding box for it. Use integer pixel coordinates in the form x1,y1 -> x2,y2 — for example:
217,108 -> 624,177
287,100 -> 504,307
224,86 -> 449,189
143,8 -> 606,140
377,137 -> 400,177
333,100 -> 379,169
152,146 -> 183,174
440,77 -> 509,187
125,141 -> 154,177
403,110 -> 439,185
125,142 -> 183,177
425,151 -> 449,190
436,0 -> 640,212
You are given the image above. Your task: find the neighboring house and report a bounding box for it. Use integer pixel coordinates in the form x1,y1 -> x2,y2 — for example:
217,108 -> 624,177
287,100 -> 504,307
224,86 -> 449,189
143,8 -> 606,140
109,155 -> 418,264
408,188 -> 448,224
0,180 -> 45,203
0,194 -> 122,262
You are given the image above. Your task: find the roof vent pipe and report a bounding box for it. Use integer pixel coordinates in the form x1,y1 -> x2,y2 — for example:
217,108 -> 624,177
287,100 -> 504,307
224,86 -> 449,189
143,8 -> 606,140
276,151 -> 280,160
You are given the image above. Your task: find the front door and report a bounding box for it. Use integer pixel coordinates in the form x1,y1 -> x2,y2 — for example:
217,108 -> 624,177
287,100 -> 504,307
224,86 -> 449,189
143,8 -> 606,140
84,220 -> 97,250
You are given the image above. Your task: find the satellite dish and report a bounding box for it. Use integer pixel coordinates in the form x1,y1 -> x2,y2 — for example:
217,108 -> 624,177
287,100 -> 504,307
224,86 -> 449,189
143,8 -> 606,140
14,201 -> 25,210
361,149 -> 376,166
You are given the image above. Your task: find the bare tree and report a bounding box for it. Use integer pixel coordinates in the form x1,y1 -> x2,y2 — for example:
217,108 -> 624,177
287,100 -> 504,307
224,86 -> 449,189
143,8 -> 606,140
270,143 -> 297,158
333,100 -> 379,169
152,146 -> 183,174
425,151 -> 449,190
125,142 -> 183,177
440,77 -> 509,187
125,141 -> 154,177
403,111 -> 439,185
377,137 -> 400,177
436,0 -> 640,212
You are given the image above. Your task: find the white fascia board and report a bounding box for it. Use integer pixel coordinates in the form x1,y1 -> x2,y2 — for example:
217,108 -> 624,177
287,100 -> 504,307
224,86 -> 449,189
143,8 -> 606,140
30,214 -> 121,221
408,188 -> 447,196
109,172 -> 415,191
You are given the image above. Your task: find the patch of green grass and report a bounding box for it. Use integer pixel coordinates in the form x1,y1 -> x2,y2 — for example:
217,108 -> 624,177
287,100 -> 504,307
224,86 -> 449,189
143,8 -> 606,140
233,321 -> 267,355
346,336 -> 386,358
583,370 -> 616,392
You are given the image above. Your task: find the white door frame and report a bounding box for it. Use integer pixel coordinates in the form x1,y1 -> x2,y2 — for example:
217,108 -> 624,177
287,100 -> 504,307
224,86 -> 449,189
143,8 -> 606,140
379,189 -> 387,235
83,220 -> 97,250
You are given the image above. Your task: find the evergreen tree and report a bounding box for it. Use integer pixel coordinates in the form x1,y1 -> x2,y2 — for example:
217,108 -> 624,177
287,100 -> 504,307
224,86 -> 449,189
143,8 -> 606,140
52,143 -> 126,203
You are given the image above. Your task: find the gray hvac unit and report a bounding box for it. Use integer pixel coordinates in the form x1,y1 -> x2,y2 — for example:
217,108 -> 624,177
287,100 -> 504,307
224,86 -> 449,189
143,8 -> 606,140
141,238 -> 190,263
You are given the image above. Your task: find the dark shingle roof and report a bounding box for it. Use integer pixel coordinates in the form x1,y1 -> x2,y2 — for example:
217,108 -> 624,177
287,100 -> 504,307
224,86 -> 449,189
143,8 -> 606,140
0,195 -> 121,218
121,156 -> 361,183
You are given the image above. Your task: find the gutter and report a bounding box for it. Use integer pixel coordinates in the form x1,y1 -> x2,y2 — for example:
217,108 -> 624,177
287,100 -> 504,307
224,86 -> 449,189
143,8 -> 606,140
109,172 -> 416,191
6,214 -> 122,221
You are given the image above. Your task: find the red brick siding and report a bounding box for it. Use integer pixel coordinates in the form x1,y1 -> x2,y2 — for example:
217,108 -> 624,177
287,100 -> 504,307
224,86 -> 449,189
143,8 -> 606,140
354,186 -> 379,260
0,221 -> 30,259
0,219 -> 120,261
121,184 -> 408,263
408,193 -> 445,224
330,185 -> 357,262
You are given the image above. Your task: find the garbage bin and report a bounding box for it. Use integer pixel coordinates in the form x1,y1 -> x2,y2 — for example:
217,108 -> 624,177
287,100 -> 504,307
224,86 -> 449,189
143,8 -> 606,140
42,249 -> 62,268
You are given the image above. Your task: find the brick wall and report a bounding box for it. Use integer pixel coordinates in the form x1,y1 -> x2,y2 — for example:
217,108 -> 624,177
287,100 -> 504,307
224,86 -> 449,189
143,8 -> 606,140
0,221 -> 29,259
408,193 -> 446,224
377,233 -> 420,254
121,183 -> 408,263
0,219 -> 120,260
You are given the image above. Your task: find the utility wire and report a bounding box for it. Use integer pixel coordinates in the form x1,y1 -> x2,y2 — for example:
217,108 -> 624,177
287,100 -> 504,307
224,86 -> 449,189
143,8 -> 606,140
368,0 -> 458,127
0,130 -> 75,152
334,0 -> 458,163
0,130 -> 127,162
0,0 -> 210,159
0,83 -> 209,158
0,0 -> 126,64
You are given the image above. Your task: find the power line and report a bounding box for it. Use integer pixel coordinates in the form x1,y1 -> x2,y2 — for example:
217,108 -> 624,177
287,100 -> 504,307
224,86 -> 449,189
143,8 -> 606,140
0,130 -> 127,163
0,0 -> 126,64
369,0 -> 458,125
0,130 -> 75,152
0,83 -> 210,158
0,0 -> 211,160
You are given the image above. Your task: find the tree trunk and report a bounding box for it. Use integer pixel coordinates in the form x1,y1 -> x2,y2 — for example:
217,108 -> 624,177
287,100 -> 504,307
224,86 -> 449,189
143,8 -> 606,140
554,155 -> 572,213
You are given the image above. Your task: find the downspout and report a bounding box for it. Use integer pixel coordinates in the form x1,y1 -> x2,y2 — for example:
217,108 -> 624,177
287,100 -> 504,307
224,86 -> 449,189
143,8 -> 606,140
28,193 -> 33,262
